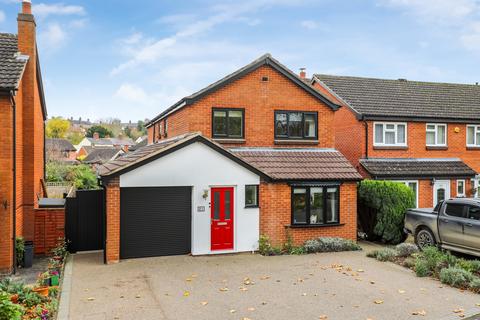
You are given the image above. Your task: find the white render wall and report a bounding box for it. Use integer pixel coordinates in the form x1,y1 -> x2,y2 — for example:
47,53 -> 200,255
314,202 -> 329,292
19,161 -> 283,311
119,142 -> 260,255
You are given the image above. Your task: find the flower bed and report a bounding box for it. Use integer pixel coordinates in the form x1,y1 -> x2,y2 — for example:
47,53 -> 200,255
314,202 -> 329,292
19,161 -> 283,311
0,238 -> 68,319
367,243 -> 480,293
259,235 -> 361,256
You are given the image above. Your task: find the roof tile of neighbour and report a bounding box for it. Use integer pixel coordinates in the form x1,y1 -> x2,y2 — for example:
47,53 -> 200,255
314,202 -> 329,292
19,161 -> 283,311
45,138 -> 76,152
146,54 -> 340,127
230,148 -> 362,181
314,74 -> 480,121
84,147 -> 123,164
128,138 -> 148,151
0,33 -> 28,90
360,158 -> 477,178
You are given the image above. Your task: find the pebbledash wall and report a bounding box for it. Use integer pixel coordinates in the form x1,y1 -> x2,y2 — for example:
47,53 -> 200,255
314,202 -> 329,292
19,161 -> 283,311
119,142 -> 261,256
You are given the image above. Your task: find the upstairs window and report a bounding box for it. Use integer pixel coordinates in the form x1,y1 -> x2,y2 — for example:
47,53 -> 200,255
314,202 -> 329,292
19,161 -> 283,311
374,122 -> 407,147
426,123 -> 447,146
212,108 -> 244,139
275,111 -> 317,140
467,125 -> 480,147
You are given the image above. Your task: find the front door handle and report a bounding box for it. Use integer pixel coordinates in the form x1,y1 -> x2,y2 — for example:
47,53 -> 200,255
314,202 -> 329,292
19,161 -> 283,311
440,219 -> 449,223
465,223 -> 473,228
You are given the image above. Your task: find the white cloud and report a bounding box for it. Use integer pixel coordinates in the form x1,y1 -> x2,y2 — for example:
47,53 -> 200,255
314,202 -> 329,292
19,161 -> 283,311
111,0 -> 308,75
0,10 -> 5,23
300,20 -> 318,29
114,84 -> 149,104
33,3 -> 86,19
38,23 -> 67,50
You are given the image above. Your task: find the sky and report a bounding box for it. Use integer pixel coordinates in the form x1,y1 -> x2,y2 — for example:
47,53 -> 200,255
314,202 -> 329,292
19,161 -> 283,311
0,0 -> 479,122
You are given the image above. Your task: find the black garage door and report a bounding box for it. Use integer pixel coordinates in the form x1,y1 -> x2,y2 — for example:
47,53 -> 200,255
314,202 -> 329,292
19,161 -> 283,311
120,186 -> 192,259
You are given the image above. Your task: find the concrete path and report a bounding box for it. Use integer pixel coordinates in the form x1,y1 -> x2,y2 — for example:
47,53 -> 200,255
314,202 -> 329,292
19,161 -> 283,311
67,248 -> 480,320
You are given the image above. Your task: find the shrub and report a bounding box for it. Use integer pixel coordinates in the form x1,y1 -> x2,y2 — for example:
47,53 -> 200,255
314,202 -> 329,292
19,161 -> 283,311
456,259 -> 480,274
403,257 -> 416,268
358,180 -> 415,244
15,237 -> 24,267
395,243 -> 419,257
375,248 -> 398,262
303,237 -> 361,253
46,162 -> 98,190
439,267 -> 474,288
366,250 -> 379,258
415,259 -> 430,277
258,235 -> 281,256
0,291 -> 24,320
469,277 -> 480,292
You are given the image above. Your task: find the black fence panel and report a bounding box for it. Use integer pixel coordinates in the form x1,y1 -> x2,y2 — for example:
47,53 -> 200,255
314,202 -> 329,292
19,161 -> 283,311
65,189 -> 104,253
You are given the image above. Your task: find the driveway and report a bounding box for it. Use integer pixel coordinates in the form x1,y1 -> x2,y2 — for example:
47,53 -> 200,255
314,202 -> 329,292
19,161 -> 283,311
66,246 -> 480,320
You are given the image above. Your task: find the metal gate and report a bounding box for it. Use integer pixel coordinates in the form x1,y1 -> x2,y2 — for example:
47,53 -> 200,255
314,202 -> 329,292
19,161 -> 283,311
65,189 -> 104,253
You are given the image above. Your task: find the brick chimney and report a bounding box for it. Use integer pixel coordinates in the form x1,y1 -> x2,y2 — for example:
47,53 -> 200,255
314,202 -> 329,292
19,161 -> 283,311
299,68 -> 306,79
93,132 -> 100,140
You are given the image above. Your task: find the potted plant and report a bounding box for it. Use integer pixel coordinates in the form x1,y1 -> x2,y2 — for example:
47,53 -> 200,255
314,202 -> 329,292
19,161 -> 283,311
49,270 -> 60,286
33,272 -> 50,297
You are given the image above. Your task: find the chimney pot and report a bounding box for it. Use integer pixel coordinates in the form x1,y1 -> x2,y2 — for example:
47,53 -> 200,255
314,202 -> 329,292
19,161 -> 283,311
299,68 -> 307,79
22,0 -> 32,14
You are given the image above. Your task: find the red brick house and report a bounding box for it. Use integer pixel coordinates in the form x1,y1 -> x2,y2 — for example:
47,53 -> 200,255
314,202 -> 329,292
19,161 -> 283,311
312,74 -> 479,208
99,54 -> 361,263
0,0 -> 47,273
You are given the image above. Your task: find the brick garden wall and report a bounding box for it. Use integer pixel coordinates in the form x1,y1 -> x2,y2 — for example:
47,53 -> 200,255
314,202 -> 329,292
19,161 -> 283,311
105,177 -> 120,264
34,208 -> 65,255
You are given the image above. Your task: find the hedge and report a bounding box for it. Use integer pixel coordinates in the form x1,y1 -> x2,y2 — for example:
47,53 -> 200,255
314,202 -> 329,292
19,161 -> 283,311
358,180 -> 415,244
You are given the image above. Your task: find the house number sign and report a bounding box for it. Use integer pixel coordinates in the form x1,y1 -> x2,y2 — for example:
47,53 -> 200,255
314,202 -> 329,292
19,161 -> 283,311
197,206 -> 206,212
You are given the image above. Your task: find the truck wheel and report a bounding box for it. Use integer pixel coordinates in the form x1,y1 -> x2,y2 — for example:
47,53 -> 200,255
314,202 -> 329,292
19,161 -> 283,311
415,228 -> 436,250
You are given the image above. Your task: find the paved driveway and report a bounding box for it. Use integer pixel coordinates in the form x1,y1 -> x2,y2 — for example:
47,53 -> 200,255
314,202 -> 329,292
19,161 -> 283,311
67,246 -> 480,320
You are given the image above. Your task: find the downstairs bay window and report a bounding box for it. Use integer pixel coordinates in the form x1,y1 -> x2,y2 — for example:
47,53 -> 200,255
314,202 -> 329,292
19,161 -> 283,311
291,185 -> 339,226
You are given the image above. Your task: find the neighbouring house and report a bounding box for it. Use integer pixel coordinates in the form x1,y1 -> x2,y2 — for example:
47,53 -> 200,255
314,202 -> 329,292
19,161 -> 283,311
311,74 -> 480,208
0,0 -> 48,273
46,138 -> 77,162
76,132 -> 134,152
83,147 -> 124,165
99,54 -> 361,264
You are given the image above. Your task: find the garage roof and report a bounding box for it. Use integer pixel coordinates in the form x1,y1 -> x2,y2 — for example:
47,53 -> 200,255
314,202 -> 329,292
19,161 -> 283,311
98,133 -> 268,179
99,132 -> 362,182
231,148 -> 362,181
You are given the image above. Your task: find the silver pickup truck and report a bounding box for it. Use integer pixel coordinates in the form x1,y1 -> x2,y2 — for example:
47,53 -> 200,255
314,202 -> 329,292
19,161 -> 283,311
404,198 -> 480,257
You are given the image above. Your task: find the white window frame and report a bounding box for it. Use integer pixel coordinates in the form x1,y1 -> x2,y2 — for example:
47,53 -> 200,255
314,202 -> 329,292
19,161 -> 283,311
467,125 -> 480,147
457,179 -> 466,197
373,122 -> 407,147
426,123 -> 447,147
393,180 -> 419,208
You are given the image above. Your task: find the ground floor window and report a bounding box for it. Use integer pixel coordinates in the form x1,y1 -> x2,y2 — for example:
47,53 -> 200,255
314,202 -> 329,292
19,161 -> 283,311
457,180 -> 466,197
393,180 -> 418,208
291,185 -> 339,225
245,185 -> 259,207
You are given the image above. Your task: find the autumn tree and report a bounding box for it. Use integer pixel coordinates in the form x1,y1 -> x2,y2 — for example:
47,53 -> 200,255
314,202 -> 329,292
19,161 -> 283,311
46,117 -> 71,138
86,125 -> 113,138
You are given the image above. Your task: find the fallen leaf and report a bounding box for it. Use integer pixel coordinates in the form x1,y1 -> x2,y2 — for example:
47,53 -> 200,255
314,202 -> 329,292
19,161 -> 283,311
476,303 -> 480,307
219,287 -> 229,292
239,287 -> 248,291
357,269 -> 365,273
201,301 -> 208,306
261,301 -> 267,305
183,291 -> 190,297
412,310 -> 427,316
185,278 -> 193,282
398,290 -> 406,294
319,315 -> 328,319
119,295 -> 124,298
135,295 -> 141,298
453,309 -> 464,313
260,275 -> 270,280
370,281 -> 375,284
87,297 -> 95,301
302,293 -> 307,296
242,318 -> 252,320
230,309 -> 236,313
247,307 -> 255,311
191,274 -> 198,278
373,300 -> 383,305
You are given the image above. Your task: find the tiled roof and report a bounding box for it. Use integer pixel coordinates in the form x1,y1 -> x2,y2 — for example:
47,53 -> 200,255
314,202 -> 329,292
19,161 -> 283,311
314,74 -> 480,121
0,33 -> 28,90
128,138 -> 148,151
360,158 -> 477,178
46,138 -> 76,152
231,148 -> 362,181
84,147 -> 123,164
99,133 -> 360,181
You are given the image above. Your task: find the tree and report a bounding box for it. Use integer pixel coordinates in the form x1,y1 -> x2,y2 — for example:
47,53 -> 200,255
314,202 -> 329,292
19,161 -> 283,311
86,125 -> 113,138
66,131 -> 84,145
46,117 -> 70,138
137,120 -> 147,135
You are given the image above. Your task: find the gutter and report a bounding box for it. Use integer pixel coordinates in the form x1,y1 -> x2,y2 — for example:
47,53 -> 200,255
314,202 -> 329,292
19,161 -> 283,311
9,90 -> 17,274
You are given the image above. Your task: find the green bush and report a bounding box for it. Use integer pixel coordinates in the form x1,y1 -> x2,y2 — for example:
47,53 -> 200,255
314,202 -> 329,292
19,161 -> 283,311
303,237 -> 361,253
0,291 -> 24,320
15,237 -> 24,267
47,162 -> 98,190
395,243 -> 419,257
456,259 -> 480,274
258,235 -> 281,256
439,267 -> 474,287
358,180 -> 415,244
415,259 -> 430,277
403,257 -> 416,268
469,277 -> 480,292
366,250 -> 379,258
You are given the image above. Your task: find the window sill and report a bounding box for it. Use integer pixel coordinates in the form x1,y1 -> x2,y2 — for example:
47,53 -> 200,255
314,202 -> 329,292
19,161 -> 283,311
212,138 -> 246,144
285,223 -> 345,229
467,146 -> 480,150
426,146 -> 448,150
373,146 -> 408,150
245,206 -> 259,209
274,139 -> 319,145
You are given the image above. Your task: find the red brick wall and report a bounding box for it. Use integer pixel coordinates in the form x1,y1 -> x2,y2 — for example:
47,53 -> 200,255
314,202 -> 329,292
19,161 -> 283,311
0,96 -> 14,273
105,177 -> 120,264
149,65 -> 335,148
259,181 -> 357,247
34,208 -> 65,255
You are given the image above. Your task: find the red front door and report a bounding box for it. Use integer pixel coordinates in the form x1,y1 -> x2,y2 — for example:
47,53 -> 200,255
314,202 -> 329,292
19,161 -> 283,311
211,187 -> 234,251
